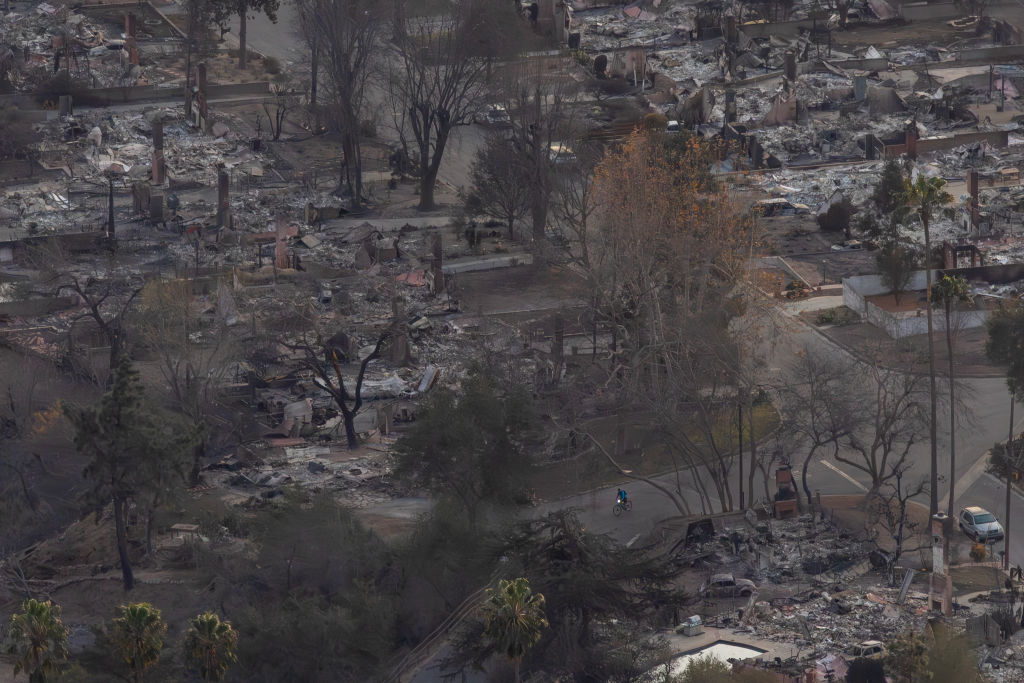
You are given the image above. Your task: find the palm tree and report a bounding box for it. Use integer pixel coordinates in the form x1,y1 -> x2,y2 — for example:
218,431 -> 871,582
902,174 -> 953,518
986,302 -> 1024,568
112,602 -> 167,683
933,275 -> 972,520
483,578 -> 549,682
184,612 -> 238,682
5,599 -> 69,683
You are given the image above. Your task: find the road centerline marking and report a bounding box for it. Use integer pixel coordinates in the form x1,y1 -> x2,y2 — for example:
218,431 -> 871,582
819,459 -> 868,492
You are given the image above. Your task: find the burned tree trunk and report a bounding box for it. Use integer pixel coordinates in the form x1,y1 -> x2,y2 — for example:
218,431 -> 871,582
342,411 -> 358,450
288,325 -> 395,451
238,0 -> 248,69
189,440 -> 205,488
113,496 -> 135,590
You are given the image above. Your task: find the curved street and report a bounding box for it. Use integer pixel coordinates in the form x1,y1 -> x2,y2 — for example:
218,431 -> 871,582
233,1 -> 1023,566
552,296 -> 1022,567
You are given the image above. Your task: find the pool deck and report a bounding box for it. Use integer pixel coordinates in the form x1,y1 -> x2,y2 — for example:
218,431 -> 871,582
663,627 -> 808,665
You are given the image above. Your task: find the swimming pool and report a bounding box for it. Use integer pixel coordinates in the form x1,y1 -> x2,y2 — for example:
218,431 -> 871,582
669,640 -> 767,675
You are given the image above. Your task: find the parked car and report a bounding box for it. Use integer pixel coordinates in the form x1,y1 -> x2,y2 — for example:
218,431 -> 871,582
474,105 -> 510,127
848,640 -> 886,660
830,239 -> 865,252
548,142 -> 577,165
959,506 -> 1004,542
699,574 -> 757,598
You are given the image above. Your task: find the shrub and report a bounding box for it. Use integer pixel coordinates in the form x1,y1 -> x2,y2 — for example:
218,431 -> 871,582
817,196 -> 855,235
970,543 -> 987,562
263,56 -> 281,75
642,112 -> 669,130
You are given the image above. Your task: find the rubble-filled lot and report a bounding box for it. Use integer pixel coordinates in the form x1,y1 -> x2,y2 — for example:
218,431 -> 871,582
9,0 -> 1024,677
661,510 -> 1012,677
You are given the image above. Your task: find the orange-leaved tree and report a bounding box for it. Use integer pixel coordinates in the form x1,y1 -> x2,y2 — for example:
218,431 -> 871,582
578,131 -> 763,513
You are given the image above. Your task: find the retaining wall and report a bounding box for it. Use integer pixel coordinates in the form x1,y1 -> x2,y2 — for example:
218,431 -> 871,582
956,44 -> 1024,62
863,298 -> 987,338
442,253 -> 534,274
842,271 -> 932,315
75,81 -> 271,106
843,268 -> 995,339
0,81 -> 272,110
916,130 -> 1009,155
826,57 -> 889,71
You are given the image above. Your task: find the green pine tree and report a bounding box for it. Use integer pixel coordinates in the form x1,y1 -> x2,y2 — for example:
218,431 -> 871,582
65,356 -> 196,590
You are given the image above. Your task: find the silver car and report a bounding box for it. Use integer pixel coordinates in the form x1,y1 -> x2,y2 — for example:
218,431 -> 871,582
700,573 -> 757,598
959,506 -> 1004,542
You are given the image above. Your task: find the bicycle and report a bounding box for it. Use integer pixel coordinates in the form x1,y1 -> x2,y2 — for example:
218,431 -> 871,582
612,499 -> 633,516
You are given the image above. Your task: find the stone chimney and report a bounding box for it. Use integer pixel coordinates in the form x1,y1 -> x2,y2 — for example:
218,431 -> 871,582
430,234 -> 445,296
724,88 -> 737,124
784,50 -> 797,81
968,170 -> 980,231
152,119 -> 165,185
217,169 -> 230,228
905,120 -> 918,159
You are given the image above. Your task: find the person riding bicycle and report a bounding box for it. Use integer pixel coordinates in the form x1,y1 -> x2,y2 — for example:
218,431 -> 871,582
617,488 -> 628,505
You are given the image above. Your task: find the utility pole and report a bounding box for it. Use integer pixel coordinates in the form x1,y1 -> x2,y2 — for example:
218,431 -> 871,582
1006,400 -> 1016,571
106,173 -> 115,238
738,395 -> 744,510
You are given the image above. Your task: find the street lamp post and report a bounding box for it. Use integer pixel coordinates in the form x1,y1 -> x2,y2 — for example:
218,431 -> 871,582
738,396 -> 744,510
106,172 -> 115,238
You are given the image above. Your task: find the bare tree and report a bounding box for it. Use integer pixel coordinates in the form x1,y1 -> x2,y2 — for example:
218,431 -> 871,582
287,322 -> 396,450
843,360 -> 930,494
58,277 -> 142,387
779,348 -> 857,505
463,135 -> 530,239
134,279 -> 239,486
390,0 -> 516,210
647,366 -> 741,513
259,87 -> 297,141
298,0 -> 382,206
636,302 -> 780,514
866,469 -> 929,586
551,141 -> 602,270
783,347 -> 930,497
497,57 -> 582,241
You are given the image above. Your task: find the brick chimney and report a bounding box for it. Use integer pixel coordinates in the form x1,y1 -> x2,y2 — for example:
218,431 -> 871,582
905,120 -> 918,159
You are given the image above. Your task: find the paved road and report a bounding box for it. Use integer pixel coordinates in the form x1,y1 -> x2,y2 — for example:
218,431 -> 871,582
232,8 -> 488,196
235,5 -> 1024,565
392,284 -> 1023,683
553,300 -> 1022,564
436,124 -> 488,193
226,0 -> 301,65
